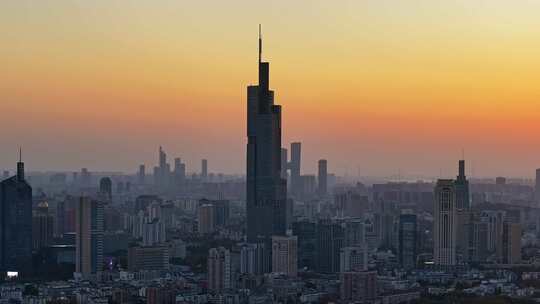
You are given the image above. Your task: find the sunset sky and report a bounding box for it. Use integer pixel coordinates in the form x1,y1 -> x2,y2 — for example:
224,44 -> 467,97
1,1 -> 540,178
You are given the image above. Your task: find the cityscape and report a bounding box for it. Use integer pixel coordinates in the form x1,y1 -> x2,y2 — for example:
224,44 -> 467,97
2,2 -> 540,304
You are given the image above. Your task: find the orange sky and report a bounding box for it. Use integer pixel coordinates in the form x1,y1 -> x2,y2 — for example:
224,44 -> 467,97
1,1 -> 539,178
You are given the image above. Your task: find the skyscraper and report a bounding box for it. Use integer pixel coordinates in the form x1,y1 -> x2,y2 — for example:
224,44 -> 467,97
433,179 -> 457,267
246,26 -> 287,246
455,160 -> 470,209
99,177 -> 112,202
0,154 -> 33,276
318,159 -> 328,197
398,213 -> 417,270
290,142 -> 302,196
32,201 -> 54,250
75,196 -> 104,279
201,159 -> 208,180
535,169 -> 540,205
138,164 -> 145,184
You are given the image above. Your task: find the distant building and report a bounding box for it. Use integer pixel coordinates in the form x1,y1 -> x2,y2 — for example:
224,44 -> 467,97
0,156 -> 33,276
434,179 -> 457,267
317,220 -> 344,273
272,235 -> 298,277
208,247 -> 231,293
128,245 -> 169,271
138,164 -> 145,184
340,246 -> 368,272
32,201 -> 54,250
501,221 -> 521,264
455,160 -> 470,209
75,196 -> 104,278
199,199 -> 230,227
142,219 -> 166,246
99,177 -> 112,202
292,220 -> 318,271
340,271 -> 377,303
289,142 -> 302,196
240,243 -> 268,275
536,169 -> 540,205
201,159 -> 208,180
398,213 -> 417,270
318,159 -> 328,196
198,204 -> 215,235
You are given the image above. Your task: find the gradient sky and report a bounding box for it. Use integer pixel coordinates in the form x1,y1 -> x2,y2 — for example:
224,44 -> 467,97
1,1 -> 540,178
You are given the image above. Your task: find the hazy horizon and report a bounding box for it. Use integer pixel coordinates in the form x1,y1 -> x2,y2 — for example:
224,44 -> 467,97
2,1 -> 540,177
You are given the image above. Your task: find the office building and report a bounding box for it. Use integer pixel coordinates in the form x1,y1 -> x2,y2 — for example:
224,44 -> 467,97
289,142 -> 302,196
272,235 -> 298,277
455,160 -> 470,209
208,247 -> 231,293
138,164 -> 145,184
398,214 -> 417,270
240,243 -> 268,275
433,179 -> 457,267
128,245 -> 169,271
318,159 -> 328,196
501,222 -> 521,264
246,27 -> 287,248
32,201 -> 54,250
198,204 -> 215,235
99,177 -> 112,202
292,220 -> 318,271
317,219 -> 344,273
0,155 -> 33,276
340,246 -> 368,272
75,196 -> 104,278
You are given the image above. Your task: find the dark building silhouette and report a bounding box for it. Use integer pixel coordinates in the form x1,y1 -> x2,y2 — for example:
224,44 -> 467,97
32,201 -> 54,250
398,213 -> 417,270
280,148 -> 288,180
317,219 -> 344,273
289,142 -> 302,196
455,160 -> 470,209
75,196 -> 104,278
536,169 -> 540,205
138,164 -> 145,184
318,159 -> 328,196
99,177 -> 112,202
201,159 -> 208,180
246,26 -> 287,248
0,154 -> 33,276
292,220 -> 318,270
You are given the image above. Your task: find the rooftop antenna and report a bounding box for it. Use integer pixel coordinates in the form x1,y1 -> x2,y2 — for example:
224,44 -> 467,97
258,24 -> 262,63
19,147 -> 22,162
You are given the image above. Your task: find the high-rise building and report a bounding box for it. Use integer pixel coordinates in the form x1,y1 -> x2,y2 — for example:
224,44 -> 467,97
340,271 -> 377,303
0,155 -> 33,276
272,235 -> 298,277
455,160 -> 470,209
128,245 -> 169,271
208,247 -> 231,293
340,246 -> 368,272
201,159 -> 208,180
99,177 -> 112,202
536,169 -> 540,205
433,179 -> 457,267
198,204 -> 215,235
246,27 -> 287,248
317,219 -> 344,273
75,196 -> 104,278
344,218 -> 366,247
142,219 -> 166,246
174,158 -> 186,184
289,142 -> 302,196
292,220 -> 318,271
138,164 -> 145,184
501,221 -> 521,264
199,199 -> 230,227
398,214 -> 417,270
318,159 -> 328,196
280,148 -> 288,180
240,243 -> 269,275
32,201 -> 54,250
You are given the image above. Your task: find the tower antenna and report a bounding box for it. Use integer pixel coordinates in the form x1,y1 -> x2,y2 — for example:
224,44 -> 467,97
258,24 -> 262,63
19,147 -> 22,162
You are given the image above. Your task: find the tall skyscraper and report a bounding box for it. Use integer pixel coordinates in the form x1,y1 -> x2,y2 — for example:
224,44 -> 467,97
208,247 -> 231,293
535,169 -> 540,205
290,142 -> 302,196
75,196 -> 104,279
398,213 -> 417,270
271,235 -> 298,277
318,159 -> 328,196
240,243 -> 268,275
201,159 -> 208,180
433,179 -> 457,267
32,201 -> 54,250
197,204 -> 215,235
174,158 -> 186,184
246,26 -> 287,246
455,160 -> 470,209
0,155 -> 33,276
280,148 -> 288,180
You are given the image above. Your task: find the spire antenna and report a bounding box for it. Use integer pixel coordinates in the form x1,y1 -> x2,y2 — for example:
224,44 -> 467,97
258,24 -> 262,63
19,147 -> 22,162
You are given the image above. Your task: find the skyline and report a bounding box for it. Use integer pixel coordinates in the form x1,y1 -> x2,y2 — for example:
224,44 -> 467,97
2,1 -> 540,177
